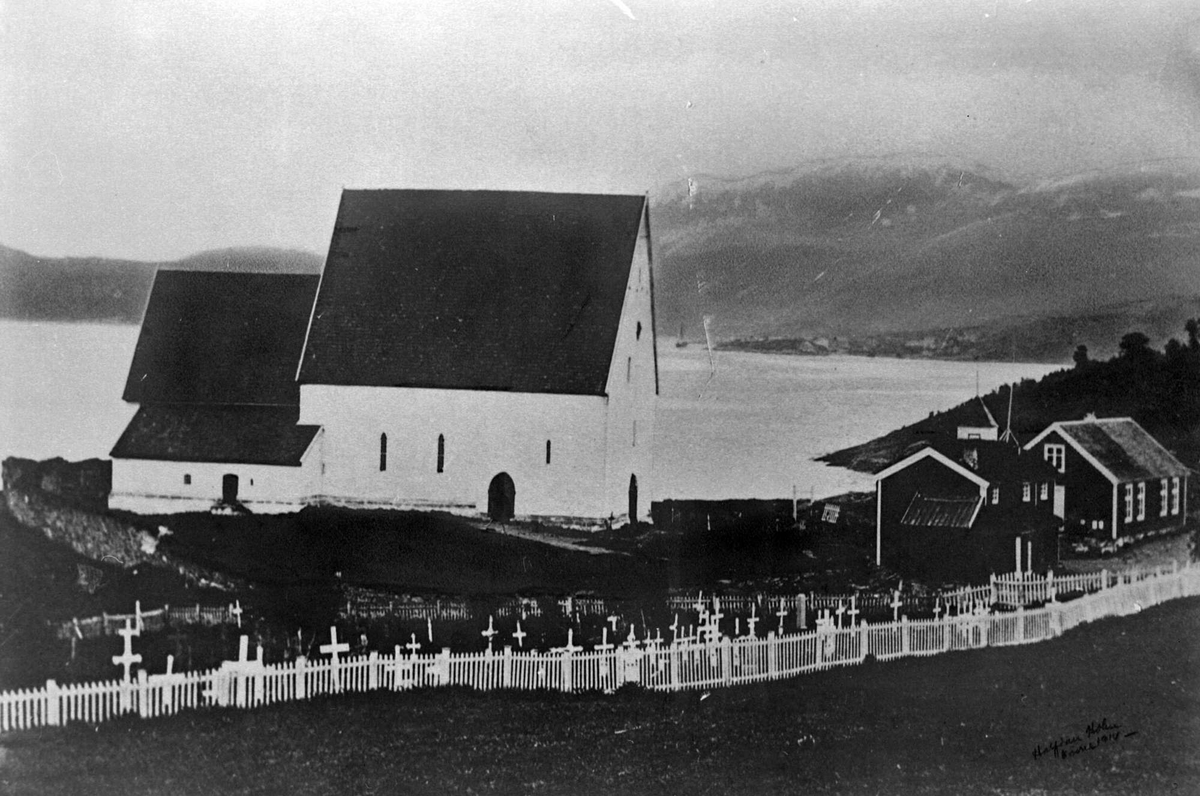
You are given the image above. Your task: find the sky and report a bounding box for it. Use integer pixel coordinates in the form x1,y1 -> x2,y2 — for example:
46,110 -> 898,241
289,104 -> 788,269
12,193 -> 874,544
4,0 -> 1200,261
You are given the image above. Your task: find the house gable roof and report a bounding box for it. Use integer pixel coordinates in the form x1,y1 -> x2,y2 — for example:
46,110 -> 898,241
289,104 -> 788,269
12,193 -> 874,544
122,271 -> 319,406
1024,417 -> 1191,484
297,189 -> 647,396
110,406 -> 320,466
874,446 -> 990,492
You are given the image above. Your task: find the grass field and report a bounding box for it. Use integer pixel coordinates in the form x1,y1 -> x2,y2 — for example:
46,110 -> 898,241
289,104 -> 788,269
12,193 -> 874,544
4,595 -> 1198,795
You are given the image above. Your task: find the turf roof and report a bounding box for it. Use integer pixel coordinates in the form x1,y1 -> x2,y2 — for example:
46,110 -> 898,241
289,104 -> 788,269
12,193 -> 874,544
297,189 -> 647,395
110,405 -> 319,466
122,271 -> 319,406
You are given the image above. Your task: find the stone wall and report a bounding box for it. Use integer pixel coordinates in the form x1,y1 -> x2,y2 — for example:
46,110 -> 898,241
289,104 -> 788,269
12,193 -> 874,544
2,456 -> 238,589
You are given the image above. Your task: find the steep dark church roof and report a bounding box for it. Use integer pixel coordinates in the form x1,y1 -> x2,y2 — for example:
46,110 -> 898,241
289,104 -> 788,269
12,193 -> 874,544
122,271 -> 319,406
111,406 -> 319,466
297,189 -> 648,395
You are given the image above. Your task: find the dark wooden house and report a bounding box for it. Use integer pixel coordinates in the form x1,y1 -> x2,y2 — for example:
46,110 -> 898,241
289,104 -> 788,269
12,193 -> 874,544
1024,417 -> 1191,544
874,441 -> 1061,584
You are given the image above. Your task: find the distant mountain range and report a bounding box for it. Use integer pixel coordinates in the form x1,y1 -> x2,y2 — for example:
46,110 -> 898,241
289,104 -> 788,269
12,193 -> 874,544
5,160 -> 1199,361
0,245 -> 322,324
653,159 -> 1200,361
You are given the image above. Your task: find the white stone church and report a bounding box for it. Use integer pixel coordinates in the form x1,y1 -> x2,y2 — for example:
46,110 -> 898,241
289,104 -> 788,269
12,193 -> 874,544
109,189 -> 659,525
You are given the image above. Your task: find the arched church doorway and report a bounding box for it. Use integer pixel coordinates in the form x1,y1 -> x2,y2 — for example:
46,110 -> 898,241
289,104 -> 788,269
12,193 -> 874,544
488,472 -> 516,522
222,473 -> 239,503
628,474 -> 638,527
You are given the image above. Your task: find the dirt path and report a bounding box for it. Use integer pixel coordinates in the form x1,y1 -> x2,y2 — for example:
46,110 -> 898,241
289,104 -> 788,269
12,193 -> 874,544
470,520 -> 628,557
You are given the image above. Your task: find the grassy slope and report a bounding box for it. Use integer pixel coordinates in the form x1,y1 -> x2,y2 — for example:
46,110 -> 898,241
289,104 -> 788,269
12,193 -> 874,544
820,349 -> 1200,474
4,596 -> 1198,795
149,507 -> 666,598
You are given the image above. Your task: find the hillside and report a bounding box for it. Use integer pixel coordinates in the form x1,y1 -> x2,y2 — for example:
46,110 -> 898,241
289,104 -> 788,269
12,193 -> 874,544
0,244 -> 322,323
652,160 -> 1200,354
819,328 -> 1200,474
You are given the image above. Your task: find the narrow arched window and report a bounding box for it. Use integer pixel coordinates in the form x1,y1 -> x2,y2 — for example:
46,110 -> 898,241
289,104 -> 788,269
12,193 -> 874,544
437,434 -> 445,473
546,439 -> 552,465
379,433 -> 387,472
636,321 -> 642,341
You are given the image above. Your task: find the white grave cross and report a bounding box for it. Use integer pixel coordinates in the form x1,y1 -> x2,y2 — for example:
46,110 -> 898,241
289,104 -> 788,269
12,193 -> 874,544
512,621 -> 527,649
229,599 -> 243,629
607,615 -> 620,633
481,615 -> 498,651
847,597 -> 860,628
776,604 -> 788,634
622,625 -> 640,650
319,626 -> 350,664
406,633 -> 422,656
596,627 -> 614,653
112,618 -> 142,683
891,591 -> 903,622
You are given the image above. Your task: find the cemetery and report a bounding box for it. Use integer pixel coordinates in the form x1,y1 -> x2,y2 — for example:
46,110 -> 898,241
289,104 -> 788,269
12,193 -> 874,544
3,558 -> 1197,734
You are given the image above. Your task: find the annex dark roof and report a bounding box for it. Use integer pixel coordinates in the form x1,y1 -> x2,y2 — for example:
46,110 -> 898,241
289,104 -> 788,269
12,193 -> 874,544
927,440 -> 1060,484
110,406 -> 320,466
900,493 -> 981,528
1044,418 -> 1192,482
122,271 -> 319,406
297,189 -> 647,395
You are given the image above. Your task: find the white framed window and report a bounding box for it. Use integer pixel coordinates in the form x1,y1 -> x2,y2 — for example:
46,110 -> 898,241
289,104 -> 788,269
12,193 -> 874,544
1160,479 -> 1169,517
1039,482 -> 1049,501
1136,482 -> 1146,521
379,433 -> 388,472
183,474 -> 191,485
1044,444 -> 1066,473
1022,483 -> 1031,502
546,439 -> 552,465
1124,483 -> 1134,523
437,434 -> 445,473
1171,477 -> 1181,515
991,487 -> 1000,505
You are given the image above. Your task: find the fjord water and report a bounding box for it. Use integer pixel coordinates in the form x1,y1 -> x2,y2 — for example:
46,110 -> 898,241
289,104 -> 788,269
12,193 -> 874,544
0,321 -> 1060,500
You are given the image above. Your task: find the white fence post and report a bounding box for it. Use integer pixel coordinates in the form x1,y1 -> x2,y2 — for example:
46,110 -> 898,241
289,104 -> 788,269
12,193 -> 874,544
502,646 -> 513,689
295,656 -> 307,700
368,652 -> 379,691
561,650 -> 573,693
45,680 -> 60,727
721,636 -> 733,686
859,621 -> 869,661
901,616 -> 910,656
989,573 -> 997,605
136,669 -> 149,718
767,631 -> 777,678
1016,606 -> 1025,644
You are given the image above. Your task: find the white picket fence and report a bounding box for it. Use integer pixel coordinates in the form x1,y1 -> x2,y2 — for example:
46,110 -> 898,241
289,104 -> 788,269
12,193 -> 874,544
52,601 -> 247,641
4,560 -> 1198,734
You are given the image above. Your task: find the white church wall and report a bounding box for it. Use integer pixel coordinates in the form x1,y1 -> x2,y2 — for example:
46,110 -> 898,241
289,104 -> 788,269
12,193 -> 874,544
109,451 -> 321,515
602,210 -> 658,521
300,385 -> 613,520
